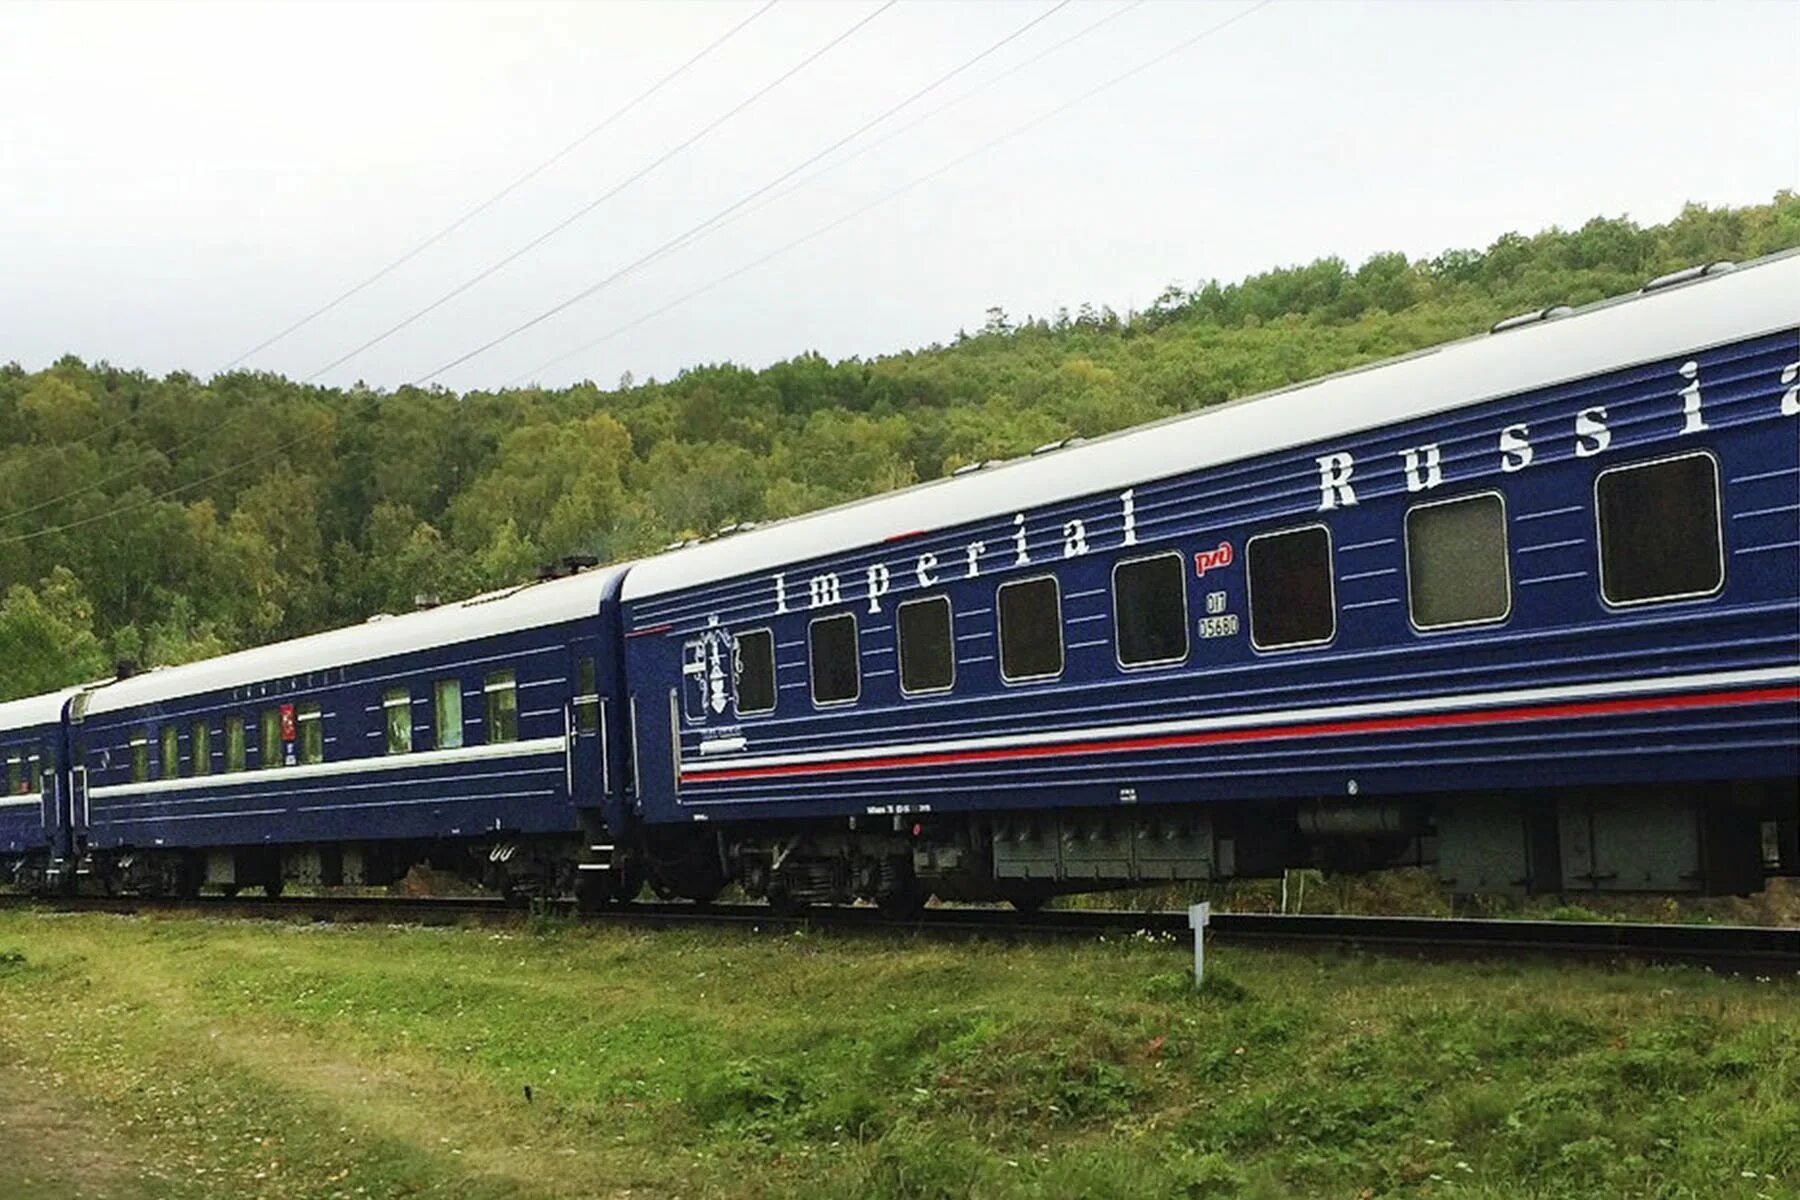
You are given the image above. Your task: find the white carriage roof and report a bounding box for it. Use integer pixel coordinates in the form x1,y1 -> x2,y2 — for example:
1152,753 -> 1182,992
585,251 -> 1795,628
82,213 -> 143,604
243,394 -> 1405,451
622,250 -> 1800,603
0,685 -> 88,733
87,564 -> 628,716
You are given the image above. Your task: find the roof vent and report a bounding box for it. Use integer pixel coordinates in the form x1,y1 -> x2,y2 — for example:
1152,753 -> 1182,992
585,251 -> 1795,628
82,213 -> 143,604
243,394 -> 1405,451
1031,436 -> 1083,456
1490,305 -> 1573,335
561,554 -> 599,572
1641,261 -> 1737,293
113,658 -> 141,681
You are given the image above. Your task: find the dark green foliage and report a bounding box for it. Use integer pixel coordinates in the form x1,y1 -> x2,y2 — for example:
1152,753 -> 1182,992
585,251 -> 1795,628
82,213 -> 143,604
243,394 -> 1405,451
1,195 -> 1796,699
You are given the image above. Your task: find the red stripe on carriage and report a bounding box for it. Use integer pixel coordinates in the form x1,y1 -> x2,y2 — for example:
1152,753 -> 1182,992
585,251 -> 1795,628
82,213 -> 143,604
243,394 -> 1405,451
679,685 -> 1800,784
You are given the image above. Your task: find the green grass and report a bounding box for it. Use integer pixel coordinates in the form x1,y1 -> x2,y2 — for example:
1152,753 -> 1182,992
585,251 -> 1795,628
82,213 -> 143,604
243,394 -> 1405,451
0,913 -> 1795,1199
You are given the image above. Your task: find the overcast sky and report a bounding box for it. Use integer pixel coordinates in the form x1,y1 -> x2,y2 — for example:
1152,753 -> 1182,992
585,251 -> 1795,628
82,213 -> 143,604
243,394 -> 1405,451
2,0 -> 1795,393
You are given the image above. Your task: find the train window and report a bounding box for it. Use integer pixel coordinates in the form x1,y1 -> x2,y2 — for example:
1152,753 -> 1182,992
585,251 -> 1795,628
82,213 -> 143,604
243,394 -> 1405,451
808,613 -> 860,706
28,753 -> 43,793
1113,552 -> 1190,668
998,576 -> 1064,682
734,630 -> 776,716
259,708 -> 282,769
1247,525 -> 1335,650
225,716 -> 247,773
897,597 -> 955,695
383,688 -> 413,755
485,671 -> 519,743
435,680 -> 464,750
296,703 -> 324,765
191,721 -> 211,777
1596,452 -> 1724,606
1406,493 -> 1511,630
132,735 -> 149,783
574,657 -> 600,733
5,756 -> 19,794
160,727 -> 179,780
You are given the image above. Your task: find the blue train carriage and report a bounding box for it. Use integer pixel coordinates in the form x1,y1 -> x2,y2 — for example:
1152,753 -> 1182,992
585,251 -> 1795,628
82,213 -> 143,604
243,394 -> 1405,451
0,686 -> 86,893
618,252 -> 1800,908
71,564 -> 631,900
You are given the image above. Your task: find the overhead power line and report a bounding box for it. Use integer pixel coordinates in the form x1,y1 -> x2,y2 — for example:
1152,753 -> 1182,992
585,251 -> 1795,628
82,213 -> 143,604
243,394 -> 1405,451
216,0 -> 781,375
506,0 -> 1147,386
299,0 -> 899,385
416,0 -> 1081,385
503,0 -> 1271,388
0,1 -> 780,530
0,1 -> 1270,550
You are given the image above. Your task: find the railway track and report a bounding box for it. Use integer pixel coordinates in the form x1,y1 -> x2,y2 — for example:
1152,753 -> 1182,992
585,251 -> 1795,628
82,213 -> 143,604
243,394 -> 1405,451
3,891 -> 1795,975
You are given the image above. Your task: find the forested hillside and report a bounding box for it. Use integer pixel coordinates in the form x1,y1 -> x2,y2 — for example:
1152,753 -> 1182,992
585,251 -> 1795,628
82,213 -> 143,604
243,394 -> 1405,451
2,195 -> 1795,701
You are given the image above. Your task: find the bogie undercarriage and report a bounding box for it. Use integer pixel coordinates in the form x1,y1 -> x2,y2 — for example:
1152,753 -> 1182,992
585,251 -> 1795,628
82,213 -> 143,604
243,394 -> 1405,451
10,779 -> 1795,907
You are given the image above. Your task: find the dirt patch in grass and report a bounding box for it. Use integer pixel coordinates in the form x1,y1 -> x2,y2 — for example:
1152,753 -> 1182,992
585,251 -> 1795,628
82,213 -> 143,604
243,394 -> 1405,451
0,1062 -> 149,1200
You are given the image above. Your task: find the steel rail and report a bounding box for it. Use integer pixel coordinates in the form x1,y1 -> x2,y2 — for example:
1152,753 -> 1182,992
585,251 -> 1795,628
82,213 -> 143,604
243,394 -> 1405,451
3,891 -> 1794,975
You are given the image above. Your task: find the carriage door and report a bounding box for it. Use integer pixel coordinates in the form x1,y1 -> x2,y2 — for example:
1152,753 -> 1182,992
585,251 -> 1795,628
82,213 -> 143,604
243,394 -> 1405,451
567,650 -> 605,809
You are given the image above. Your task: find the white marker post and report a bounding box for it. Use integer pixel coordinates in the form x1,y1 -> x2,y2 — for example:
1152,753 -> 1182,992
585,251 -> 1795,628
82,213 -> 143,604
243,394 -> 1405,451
1188,902 -> 1211,985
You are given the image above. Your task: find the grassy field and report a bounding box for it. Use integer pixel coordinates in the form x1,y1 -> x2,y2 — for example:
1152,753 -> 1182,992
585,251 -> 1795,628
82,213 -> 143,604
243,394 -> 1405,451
0,912 -> 1794,1200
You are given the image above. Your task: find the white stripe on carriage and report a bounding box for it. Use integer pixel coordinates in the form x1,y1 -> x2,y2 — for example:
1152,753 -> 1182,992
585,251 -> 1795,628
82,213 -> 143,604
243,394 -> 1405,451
860,646 -> 894,657
1343,597 -> 1402,610
961,607 -> 993,617
1517,539 -> 1585,554
859,626 -> 891,639
1513,505 -> 1584,522
1337,538 -> 1396,552
777,660 -> 806,671
680,665 -> 1800,775
699,736 -> 748,755
1729,466 -> 1800,485
1736,541 -> 1800,556
1339,568 -> 1398,581
93,766 -> 564,813
955,632 -> 989,641
1068,638 -> 1110,649
960,654 -> 995,664
85,737 -> 564,800
521,709 -> 563,719
1735,504 -> 1800,520
1517,571 -> 1590,586
865,668 -> 896,678
777,640 -> 805,649
1068,613 -> 1110,624
103,807 -> 287,825
296,788 -> 555,814
520,677 -> 570,690
0,797 -> 42,809
1063,590 -> 1105,601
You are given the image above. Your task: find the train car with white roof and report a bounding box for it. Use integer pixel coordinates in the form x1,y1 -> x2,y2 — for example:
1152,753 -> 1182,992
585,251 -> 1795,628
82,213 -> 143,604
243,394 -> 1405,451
69,564 -> 632,899
0,686 -> 88,893
616,252 -> 1800,910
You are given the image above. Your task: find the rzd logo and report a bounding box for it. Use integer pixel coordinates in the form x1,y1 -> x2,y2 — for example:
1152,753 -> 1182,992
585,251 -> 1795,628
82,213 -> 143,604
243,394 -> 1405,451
1193,542 -> 1233,577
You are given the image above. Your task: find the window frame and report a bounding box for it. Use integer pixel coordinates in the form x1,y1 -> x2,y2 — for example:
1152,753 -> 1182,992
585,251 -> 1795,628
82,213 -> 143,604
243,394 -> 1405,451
296,703 -> 324,766
896,595 -> 957,697
1245,522 -> 1338,653
259,708 -> 282,770
806,612 -> 862,709
1110,550 -> 1192,671
159,726 -> 180,780
1593,449 -> 1726,609
484,670 -> 519,744
383,687 -> 414,755
434,679 -> 465,750
996,573 -> 1066,685
131,735 -> 150,783
574,657 -> 600,733
732,627 -> 778,717
1403,489 -> 1514,633
190,720 -> 212,776
225,715 -> 247,773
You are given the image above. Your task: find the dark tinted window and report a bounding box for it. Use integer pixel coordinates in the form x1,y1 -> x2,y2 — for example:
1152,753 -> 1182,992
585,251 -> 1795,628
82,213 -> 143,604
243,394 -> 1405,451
132,736 -> 149,783
998,577 -> 1063,681
1406,494 -> 1511,629
1114,553 -> 1189,667
1597,453 -> 1723,605
809,614 -> 860,705
485,671 -> 519,743
897,597 -> 955,694
735,630 -> 777,715
1248,525 -> 1335,649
